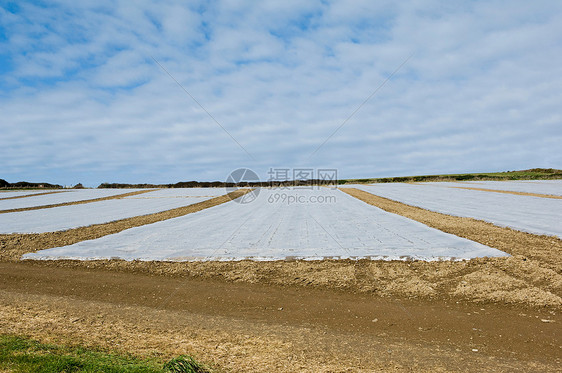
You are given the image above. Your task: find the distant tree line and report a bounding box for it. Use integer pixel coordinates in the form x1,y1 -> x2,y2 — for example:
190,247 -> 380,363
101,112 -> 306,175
339,168 -> 562,184
4,168 -> 559,190
97,179 -> 338,189
0,179 -> 63,189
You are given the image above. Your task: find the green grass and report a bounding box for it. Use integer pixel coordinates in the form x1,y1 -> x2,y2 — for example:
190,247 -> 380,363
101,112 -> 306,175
0,335 -> 210,373
163,356 -> 208,373
339,168 -> 562,184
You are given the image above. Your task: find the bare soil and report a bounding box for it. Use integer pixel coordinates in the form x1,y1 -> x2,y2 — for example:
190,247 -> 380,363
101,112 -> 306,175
0,263 -> 559,372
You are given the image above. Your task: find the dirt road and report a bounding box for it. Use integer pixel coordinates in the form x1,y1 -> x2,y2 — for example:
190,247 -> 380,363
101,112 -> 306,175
0,262 -> 559,372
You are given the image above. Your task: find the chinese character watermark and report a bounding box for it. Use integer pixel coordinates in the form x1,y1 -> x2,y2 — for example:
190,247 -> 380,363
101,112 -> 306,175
225,168 -> 261,204
226,168 -> 339,204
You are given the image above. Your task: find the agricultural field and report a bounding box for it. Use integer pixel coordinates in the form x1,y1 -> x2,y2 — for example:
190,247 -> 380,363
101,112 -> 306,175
23,187 -> 509,261
1,181 -> 561,372
0,188 -> 226,233
349,182 -> 562,237
0,190 -> 55,199
421,179 -> 562,196
0,189 -> 145,210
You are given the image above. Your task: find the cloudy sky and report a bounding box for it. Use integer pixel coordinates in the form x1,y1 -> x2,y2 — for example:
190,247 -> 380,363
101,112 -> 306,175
1,1 -> 561,186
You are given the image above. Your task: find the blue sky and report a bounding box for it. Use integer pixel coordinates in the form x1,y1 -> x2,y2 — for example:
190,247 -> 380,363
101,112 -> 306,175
1,0 -> 561,187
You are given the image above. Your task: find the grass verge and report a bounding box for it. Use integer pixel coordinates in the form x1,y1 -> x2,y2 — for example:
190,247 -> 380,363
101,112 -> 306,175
0,334 -> 210,373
